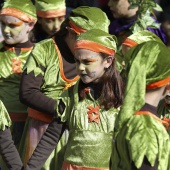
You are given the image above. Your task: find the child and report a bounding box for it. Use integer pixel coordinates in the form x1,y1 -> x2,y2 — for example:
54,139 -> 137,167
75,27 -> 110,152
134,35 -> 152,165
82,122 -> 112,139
19,6 -> 111,170
0,100 -> 22,169
0,0 -> 37,169
32,0 -> 66,42
24,29 -> 124,170
111,41 -> 170,170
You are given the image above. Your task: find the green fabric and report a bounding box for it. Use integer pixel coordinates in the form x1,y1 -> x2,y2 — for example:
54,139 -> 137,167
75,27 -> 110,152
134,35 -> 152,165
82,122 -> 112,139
116,41 -> 170,132
112,41 -> 170,169
57,80 -> 119,168
2,0 -> 37,20
126,30 -> 164,45
0,46 -> 32,113
22,38 -> 78,170
35,0 -> 66,11
0,100 -> 12,131
111,111 -> 170,170
61,6 -> 110,33
24,38 -> 77,99
157,99 -> 170,134
76,29 -> 117,53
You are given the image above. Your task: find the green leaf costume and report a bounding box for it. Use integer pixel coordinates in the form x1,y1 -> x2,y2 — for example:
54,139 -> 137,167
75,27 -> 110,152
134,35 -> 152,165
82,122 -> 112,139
0,100 -> 11,131
111,41 -> 170,170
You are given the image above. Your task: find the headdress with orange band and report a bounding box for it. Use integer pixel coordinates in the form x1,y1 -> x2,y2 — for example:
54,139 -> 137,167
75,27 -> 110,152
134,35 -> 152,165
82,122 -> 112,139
60,6 -> 110,34
122,30 -> 164,48
35,0 -> 66,18
0,0 -> 37,24
116,41 -> 170,131
74,29 -> 117,55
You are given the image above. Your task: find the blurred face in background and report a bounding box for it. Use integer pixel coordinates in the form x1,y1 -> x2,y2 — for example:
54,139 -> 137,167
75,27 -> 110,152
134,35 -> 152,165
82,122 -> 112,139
108,0 -> 138,19
38,15 -> 65,36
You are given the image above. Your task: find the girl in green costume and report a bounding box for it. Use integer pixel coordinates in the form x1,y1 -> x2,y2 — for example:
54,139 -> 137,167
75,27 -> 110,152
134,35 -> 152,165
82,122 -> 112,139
111,41 -> 170,170
19,6 -> 111,170
0,0 -> 37,169
0,100 -> 23,169
23,29 -> 124,170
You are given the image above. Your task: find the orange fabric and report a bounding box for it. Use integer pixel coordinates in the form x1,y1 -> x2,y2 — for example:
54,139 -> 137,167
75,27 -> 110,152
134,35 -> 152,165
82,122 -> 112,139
28,108 -> 53,123
122,38 -> 138,48
75,40 -> 116,55
69,21 -> 86,35
135,111 -> 169,130
87,105 -> 100,123
1,8 -> 37,23
146,76 -> 170,89
62,161 -> 110,170
84,88 -> 90,93
52,38 -> 79,84
36,9 -> 66,18
9,112 -> 27,122
11,58 -> 22,73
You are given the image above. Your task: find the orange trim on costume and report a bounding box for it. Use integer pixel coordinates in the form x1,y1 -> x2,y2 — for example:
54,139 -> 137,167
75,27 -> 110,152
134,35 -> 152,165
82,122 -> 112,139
52,38 -> 80,90
28,108 -> 53,123
146,76 -> 170,89
69,21 -> 86,35
9,112 -> 27,122
11,58 -> 22,73
87,105 -> 100,124
122,38 -> 138,47
62,161 -> 109,170
75,40 -> 116,55
1,8 -> 37,24
4,46 -> 33,52
135,111 -> 169,130
36,8 -> 66,18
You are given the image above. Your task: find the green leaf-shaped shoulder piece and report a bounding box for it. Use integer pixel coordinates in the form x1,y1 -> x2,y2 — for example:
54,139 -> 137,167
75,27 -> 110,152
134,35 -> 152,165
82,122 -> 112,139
125,114 -> 170,169
0,100 -> 12,131
24,38 -> 56,77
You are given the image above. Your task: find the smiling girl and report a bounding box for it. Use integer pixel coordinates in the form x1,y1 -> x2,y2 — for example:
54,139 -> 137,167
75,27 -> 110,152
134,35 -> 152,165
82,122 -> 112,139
23,29 -> 124,170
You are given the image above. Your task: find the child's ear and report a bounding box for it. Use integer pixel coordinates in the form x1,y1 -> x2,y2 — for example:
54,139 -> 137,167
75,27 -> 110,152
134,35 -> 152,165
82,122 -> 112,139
104,55 -> 114,69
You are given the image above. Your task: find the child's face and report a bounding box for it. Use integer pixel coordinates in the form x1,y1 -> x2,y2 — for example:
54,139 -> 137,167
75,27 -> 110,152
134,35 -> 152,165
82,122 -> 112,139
38,16 -> 65,36
108,0 -> 138,19
0,15 -> 31,44
75,49 -> 110,84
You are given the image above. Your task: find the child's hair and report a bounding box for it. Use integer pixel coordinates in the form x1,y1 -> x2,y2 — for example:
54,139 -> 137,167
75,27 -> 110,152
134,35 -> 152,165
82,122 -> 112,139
79,52 -> 124,110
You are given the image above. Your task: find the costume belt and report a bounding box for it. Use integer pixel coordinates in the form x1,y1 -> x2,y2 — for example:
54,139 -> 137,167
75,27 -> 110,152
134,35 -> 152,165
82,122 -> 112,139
28,108 -> 53,123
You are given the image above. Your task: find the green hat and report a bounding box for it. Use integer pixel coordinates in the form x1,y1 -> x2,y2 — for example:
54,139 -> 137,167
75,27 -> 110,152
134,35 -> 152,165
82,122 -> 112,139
61,6 -> 110,34
74,29 -> 117,55
116,41 -> 170,132
35,0 -> 66,18
122,30 -> 164,47
0,0 -> 37,23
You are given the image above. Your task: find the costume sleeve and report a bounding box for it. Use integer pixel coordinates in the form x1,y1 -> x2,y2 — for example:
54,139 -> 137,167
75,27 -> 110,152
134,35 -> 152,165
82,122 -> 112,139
19,69 -> 57,115
25,117 -> 66,170
0,127 -> 23,169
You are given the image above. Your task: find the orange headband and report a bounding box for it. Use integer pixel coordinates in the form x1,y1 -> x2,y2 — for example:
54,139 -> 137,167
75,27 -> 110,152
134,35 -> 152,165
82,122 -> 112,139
122,38 -> 138,48
69,21 -> 86,35
1,8 -> 37,24
74,40 -> 115,55
146,76 -> 170,89
36,8 -> 66,18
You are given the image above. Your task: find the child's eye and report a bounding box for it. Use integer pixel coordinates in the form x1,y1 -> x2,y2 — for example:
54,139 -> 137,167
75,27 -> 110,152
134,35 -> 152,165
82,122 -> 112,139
58,16 -> 65,21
